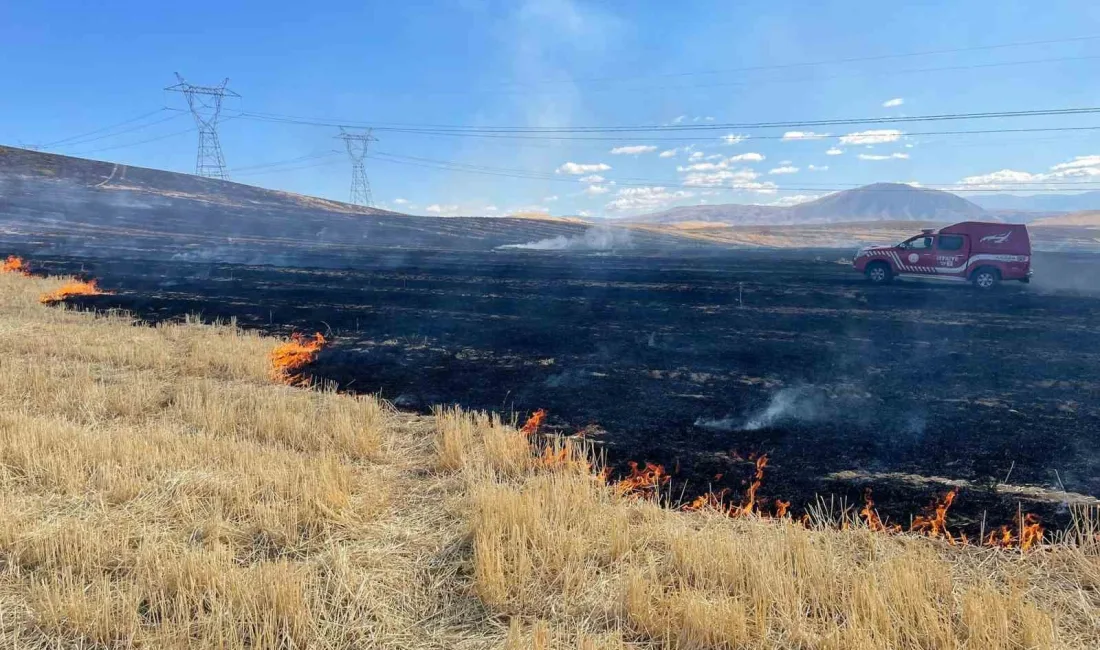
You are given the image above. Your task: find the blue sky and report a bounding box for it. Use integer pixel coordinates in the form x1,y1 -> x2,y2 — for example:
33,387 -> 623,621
2,0 -> 1099,216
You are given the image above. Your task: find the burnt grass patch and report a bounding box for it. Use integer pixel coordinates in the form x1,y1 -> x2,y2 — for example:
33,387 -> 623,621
28,248 -> 1100,534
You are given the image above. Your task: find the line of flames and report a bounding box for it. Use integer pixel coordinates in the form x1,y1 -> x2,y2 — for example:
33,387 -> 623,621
2,255 -> 30,276
519,410 -> 1046,551
6,254 -> 113,304
269,332 -> 327,386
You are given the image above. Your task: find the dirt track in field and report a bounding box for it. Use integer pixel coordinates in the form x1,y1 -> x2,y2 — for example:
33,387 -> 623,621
29,248 -> 1100,532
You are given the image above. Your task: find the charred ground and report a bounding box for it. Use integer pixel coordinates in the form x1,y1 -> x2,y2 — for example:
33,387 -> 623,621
23,248 -> 1100,533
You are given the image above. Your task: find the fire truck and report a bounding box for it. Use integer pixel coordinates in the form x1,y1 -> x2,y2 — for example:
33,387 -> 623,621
853,221 -> 1032,289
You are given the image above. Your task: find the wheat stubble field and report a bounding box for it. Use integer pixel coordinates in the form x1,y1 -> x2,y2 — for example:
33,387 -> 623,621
0,270 -> 1097,649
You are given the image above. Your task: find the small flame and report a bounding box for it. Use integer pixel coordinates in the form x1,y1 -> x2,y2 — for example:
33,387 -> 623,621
2,255 -> 30,276
38,279 -> 110,304
910,488 -> 959,544
520,409 -> 547,436
614,461 -> 669,497
269,332 -> 326,385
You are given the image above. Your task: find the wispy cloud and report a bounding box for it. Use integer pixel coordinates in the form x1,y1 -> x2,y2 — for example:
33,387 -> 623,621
393,198 -> 410,205
768,165 -> 799,174
858,152 -> 909,161
609,145 -> 658,155
584,184 -> 610,195
658,149 -> 678,158
841,129 -> 903,145
425,204 -> 460,215
807,164 -> 828,171
721,134 -> 748,145
728,152 -> 764,162
781,131 -> 829,141
557,161 -> 612,174
882,98 -> 904,108
544,195 -> 559,202
605,186 -> 692,212
578,174 -> 605,183
958,154 -> 1100,188
826,147 -> 844,155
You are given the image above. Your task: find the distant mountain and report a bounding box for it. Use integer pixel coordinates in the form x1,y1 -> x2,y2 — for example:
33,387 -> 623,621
1031,210 -> 1100,227
623,203 -> 787,225
971,191 -> 1100,213
628,183 -> 988,226
789,183 -> 987,222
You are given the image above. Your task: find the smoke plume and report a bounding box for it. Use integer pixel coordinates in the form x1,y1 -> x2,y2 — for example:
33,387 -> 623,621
498,226 -> 633,251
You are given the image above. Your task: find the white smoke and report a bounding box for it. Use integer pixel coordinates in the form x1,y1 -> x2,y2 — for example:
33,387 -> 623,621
695,387 -> 828,432
498,226 -> 633,251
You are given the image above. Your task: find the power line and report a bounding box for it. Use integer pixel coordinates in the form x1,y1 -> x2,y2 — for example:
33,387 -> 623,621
166,73 -> 239,180
64,126 -> 197,157
36,108 -> 169,149
233,105 -> 1100,136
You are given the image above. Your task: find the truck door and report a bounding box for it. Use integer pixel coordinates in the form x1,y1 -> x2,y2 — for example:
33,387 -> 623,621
934,233 -> 970,277
899,234 -> 937,273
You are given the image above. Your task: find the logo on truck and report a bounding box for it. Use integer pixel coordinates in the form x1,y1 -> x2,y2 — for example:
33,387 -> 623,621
980,231 -> 1012,245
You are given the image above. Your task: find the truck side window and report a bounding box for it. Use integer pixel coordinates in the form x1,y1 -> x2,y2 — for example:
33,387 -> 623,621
938,235 -> 965,251
906,236 -> 934,250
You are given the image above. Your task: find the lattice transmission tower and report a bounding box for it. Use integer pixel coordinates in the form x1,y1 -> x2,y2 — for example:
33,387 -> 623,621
337,128 -> 377,207
166,73 -> 239,180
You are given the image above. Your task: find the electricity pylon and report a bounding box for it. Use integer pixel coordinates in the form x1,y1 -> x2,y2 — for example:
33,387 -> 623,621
337,127 -> 377,207
166,73 -> 239,180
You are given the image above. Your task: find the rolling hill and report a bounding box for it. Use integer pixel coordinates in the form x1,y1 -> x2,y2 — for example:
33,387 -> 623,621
629,183 -> 988,226
972,190 -> 1100,213
0,145 -> 660,264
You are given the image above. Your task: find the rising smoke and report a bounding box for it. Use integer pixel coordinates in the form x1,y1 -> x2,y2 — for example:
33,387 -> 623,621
498,226 -> 633,251
695,386 -> 830,432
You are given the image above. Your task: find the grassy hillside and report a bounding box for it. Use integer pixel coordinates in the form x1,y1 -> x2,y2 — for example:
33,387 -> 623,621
0,269 -> 1097,649
0,146 -> 639,263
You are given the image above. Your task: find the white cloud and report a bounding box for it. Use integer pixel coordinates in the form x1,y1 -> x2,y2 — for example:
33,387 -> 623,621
577,210 -> 591,217
807,164 -> 828,171
677,162 -> 722,172
680,168 -> 775,193
768,194 -> 821,206
584,184 -> 610,195
659,149 -> 678,158
544,195 -> 559,202
705,154 -> 725,161
728,152 -> 764,162
557,162 -> 612,175
721,134 -> 748,145
605,186 -> 693,212
840,129 -> 903,145
704,116 -> 715,121
768,165 -> 799,175
959,169 -> 1040,187
1050,155 -> 1100,172
782,131 -> 829,141
689,151 -> 705,161
578,174 -> 605,183
882,98 -> 904,108
826,147 -> 844,156
610,144 -> 658,155
858,152 -> 909,161
425,204 -> 460,215
486,205 -> 499,212
393,198 -> 409,205
672,115 -> 687,124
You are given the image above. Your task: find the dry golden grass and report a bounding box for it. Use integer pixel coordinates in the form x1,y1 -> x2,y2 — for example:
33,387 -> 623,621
2,270 -> 1098,649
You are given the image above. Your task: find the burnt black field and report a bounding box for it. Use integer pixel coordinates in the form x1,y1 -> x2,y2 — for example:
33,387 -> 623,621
28,248 -> 1100,533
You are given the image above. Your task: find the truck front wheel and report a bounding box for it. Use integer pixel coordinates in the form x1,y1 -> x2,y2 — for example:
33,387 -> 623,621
972,267 -> 1000,289
866,262 -> 892,285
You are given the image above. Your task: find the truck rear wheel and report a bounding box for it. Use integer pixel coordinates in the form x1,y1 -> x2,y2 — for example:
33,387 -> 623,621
972,267 -> 1000,289
866,262 -> 892,285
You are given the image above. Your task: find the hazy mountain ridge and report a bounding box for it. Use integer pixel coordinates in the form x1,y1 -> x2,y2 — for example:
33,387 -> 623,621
629,183 -> 990,226
972,191 -> 1100,213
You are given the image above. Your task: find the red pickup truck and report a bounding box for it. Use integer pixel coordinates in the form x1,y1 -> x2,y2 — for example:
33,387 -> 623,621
853,221 -> 1032,288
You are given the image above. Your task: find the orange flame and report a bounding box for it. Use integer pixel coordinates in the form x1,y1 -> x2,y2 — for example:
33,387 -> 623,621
38,279 -> 110,304
910,488 -> 959,544
614,461 -> 670,497
520,409 -> 547,436
2,255 -> 30,276
269,332 -> 326,385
